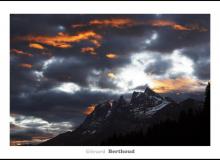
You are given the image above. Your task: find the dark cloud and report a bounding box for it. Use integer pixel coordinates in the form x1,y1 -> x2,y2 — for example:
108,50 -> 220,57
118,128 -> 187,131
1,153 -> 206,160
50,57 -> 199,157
180,43 -> 210,80
146,28 -> 209,53
144,57 -> 172,75
194,59 -> 210,80
96,75 -> 118,89
181,43 -> 210,61
11,88 -> 119,123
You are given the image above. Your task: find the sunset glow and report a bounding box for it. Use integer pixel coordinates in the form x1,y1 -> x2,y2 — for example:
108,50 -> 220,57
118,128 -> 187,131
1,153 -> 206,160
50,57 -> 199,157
83,104 -> 96,115
29,43 -> 45,50
106,53 -> 118,59
19,63 -> 33,69
152,77 -> 204,93
15,31 -> 102,49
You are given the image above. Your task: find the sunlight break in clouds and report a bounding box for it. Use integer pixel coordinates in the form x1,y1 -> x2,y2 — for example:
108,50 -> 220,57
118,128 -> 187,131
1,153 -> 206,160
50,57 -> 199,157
152,77 -> 205,93
54,82 -> 81,94
110,50 -> 200,93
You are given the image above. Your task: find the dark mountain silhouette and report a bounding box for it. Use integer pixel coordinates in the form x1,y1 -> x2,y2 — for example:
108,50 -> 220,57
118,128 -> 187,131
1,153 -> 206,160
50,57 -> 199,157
40,84 -> 210,146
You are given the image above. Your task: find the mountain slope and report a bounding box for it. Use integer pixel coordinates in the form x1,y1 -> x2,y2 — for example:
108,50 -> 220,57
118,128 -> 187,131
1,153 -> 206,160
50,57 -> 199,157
40,87 -> 203,146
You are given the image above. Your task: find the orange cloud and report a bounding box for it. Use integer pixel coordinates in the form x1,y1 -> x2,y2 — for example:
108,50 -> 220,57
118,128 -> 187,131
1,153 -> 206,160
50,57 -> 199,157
19,63 -> 33,69
16,31 -> 102,49
57,32 -> 66,36
55,43 -> 72,49
148,19 -> 191,31
29,43 -> 45,50
89,18 -> 136,28
148,19 -> 208,32
107,72 -> 117,79
11,49 -> 33,57
72,23 -> 86,28
90,39 -> 101,48
81,47 -> 96,55
71,18 -> 138,29
71,18 -> 207,32
152,77 -> 202,93
83,104 -> 96,115
106,53 -> 118,59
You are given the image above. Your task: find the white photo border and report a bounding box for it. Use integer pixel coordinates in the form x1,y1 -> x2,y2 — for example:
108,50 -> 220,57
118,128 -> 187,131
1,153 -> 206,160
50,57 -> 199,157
0,1 -> 219,159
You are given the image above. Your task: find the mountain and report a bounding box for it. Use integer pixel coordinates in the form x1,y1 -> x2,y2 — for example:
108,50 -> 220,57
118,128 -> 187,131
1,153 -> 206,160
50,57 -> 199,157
40,87 -> 203,146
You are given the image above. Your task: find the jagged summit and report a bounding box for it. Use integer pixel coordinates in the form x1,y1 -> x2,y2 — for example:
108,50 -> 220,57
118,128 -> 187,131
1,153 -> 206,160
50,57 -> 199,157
144,86 -> 152,93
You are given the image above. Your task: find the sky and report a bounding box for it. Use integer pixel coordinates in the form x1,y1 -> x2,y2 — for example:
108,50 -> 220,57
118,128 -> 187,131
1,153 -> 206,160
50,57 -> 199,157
10,14 -> 210,145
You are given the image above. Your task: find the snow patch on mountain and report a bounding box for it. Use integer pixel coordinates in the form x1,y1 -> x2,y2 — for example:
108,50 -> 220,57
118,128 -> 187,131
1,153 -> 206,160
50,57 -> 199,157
145,101 -> 170,115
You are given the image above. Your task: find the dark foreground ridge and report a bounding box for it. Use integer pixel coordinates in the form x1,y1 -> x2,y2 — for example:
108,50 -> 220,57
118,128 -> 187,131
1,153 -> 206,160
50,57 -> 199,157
40,84 -> 210,146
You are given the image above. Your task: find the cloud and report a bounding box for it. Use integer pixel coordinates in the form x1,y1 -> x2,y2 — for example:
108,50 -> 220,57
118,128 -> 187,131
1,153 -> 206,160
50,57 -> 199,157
19,63 -> 33,69
147,19 -> 208,31
181,43 -> 210,61
42,56 -> 93,86
53,82 -> 81,94
106,53 -> 118,59
81,47 -> 96,55
11,87 -> 119,123
89,18 -> 137,28
152,76 -> 205,93
10,113 -> 73,145
11,49 -> 33,57
107,72 -> 117,79
72,17 -> 208,32
194,59 -> 210,80
180,43 -> 210,80
14,31 -> 102,49
144,57 -> 172,75
29,43 -> 45,50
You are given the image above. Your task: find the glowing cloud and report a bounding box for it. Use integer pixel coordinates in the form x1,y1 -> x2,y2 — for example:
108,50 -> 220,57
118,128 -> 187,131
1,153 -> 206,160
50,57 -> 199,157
90,39 -> 101,48
106,53 -> 118,59
81,47 -> 96,55
71,18 -> 207,32
11,49 -> 33,57
72,23 -> 86,28
152,77 -> 203,93
15,31 -> 102,49
148,19 -> 208,32
107,72 -> 117,79
54,82 -> 81,94
83,104 -> 96,115
19,63 -> 33,69
29,43 -> 45,50
89,18 -> 136,28
148,19 -> 191,31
